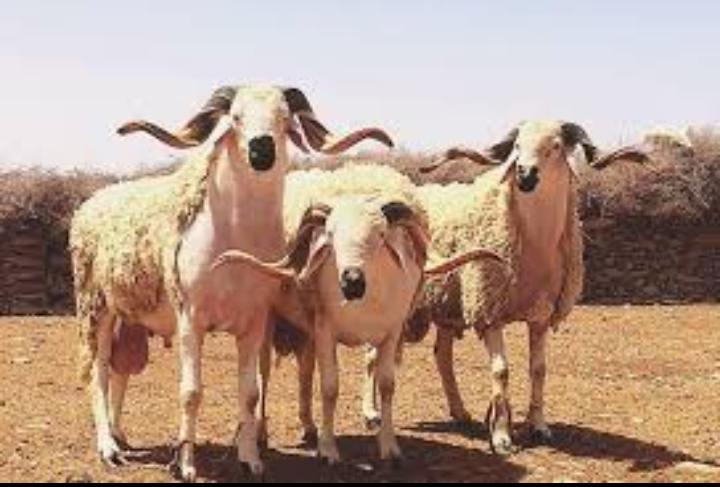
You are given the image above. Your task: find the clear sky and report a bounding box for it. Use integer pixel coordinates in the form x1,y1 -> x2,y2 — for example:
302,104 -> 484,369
1,0 -> 719,173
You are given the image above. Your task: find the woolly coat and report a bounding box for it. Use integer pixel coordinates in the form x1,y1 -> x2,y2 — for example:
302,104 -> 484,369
71,149 -> 215,382
405,167 -> 585,343
272,164 -> 429,354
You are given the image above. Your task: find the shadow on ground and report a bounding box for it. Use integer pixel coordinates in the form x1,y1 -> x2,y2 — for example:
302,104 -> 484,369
123,434 -> 528,483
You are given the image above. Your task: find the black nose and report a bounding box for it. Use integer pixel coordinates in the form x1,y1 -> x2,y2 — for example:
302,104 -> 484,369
248,136 -> 277,172
341,268 -> 367,301
517,167 -> 540,193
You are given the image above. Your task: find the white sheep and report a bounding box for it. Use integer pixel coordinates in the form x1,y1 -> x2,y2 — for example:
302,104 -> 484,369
213,165 -> 502,466
644,126 -> 695,156
367,121 -> 649,455
70,85 -> 393,481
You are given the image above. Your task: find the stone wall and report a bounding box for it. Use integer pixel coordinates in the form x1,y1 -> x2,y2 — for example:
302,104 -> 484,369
583,220 -> 720,304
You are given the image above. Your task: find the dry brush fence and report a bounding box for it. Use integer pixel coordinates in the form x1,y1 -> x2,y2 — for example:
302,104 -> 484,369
1,133 -> 719,315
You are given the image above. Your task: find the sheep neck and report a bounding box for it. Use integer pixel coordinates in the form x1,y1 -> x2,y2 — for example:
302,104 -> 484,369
514,162 -> 572,261
206,141 -> 287,255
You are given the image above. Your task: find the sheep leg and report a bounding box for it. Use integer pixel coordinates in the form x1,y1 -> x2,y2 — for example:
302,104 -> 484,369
91,313 -> 126,467
109,372 -> 130,449
435,326 -> 473,424
376,335 -> 403,466
482,327 -> 515,456
257,324 -> 274,453
175,311 -> 205,484
362,346 -> 382,431
528,324 -> 553,444
297,340 -> 319,447
235,324 -> 266,478
316,322 -> 341,466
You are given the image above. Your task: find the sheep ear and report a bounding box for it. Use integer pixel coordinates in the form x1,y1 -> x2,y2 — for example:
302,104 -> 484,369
561,123 -> 599,164
298,230 -> 331,281
486,127 -> 520,162
384,231 -> 410,272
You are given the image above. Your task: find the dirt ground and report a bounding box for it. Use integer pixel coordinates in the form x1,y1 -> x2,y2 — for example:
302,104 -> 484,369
1,306 -> 719,483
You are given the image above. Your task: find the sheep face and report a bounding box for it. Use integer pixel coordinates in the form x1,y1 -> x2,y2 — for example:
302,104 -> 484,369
324,198 -> 389,302
118,85 -> 395,167
227,87 -> 292,173
502,121 -> 595,194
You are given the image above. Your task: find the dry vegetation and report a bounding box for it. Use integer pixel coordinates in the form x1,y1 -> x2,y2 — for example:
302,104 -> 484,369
2,129 -> 718,238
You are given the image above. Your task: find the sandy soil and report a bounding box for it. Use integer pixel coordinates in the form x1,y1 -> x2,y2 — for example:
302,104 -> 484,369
1,306 -> 719,483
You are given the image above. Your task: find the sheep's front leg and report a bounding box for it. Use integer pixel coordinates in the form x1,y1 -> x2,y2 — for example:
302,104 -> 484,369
528,324 -> 553,444
91,313 -> 126,467
435,326 -> 473,424
316,321 -> 341,465
297,340 -> 319,447
258,323 -> 274,452
109,372 -> 130,449
235,323 -> 266,477
376,335 -> 403,466
175,311 -> 205,483
482,327 -> 515,456
362,347 -> 381,430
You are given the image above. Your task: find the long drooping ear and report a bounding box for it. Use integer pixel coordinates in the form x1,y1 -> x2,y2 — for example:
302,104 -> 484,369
282,88 -> 395,155
590,146 -> 652,170
561,123 -> 599,164
486,127 -> 521,162
118,86 -> 238,149
382,202 -> 430,265
288,204 -> 331,274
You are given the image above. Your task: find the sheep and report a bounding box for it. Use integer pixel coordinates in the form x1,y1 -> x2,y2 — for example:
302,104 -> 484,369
644,126 -> 695,157
367,121 -> 649,456
70,85 -> 393,482
212,164 -> 503,466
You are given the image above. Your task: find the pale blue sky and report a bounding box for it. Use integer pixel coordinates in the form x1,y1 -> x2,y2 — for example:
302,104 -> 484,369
1,1 -> 719,173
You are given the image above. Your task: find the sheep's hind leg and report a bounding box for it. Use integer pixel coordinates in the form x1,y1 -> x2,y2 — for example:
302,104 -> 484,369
528,324 -> 553,445
435,326 -> 473,425
482,327 -> 516,456
90,313 -> 126,468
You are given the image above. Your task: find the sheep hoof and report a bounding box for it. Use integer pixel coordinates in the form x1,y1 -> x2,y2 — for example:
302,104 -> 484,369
169,442 -> 197,483
239,461 -> 266,482
383,455 -> 405,472
113,434 -> 132,452
490,436 -> 518,457
530,426 -> 555,446
301,430 -> 319,449
317,451 -> 342,468
99,440 -> 127,470
365,416 -> 382,432
100,451 -> 128,470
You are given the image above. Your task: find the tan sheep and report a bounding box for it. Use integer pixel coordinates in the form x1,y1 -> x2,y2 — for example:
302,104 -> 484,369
213,164 -> 502,466
380,121 -> 650,455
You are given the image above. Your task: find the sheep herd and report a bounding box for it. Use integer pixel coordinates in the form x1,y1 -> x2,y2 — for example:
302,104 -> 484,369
70,84 -> 652,482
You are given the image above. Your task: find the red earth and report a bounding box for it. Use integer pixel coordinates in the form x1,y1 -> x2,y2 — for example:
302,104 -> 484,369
1,306 -> 719,483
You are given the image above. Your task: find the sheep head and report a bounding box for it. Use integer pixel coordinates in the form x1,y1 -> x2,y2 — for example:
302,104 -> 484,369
212,198 -> 504,301
118,85 -> 395,173
430,121 -> 651,194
